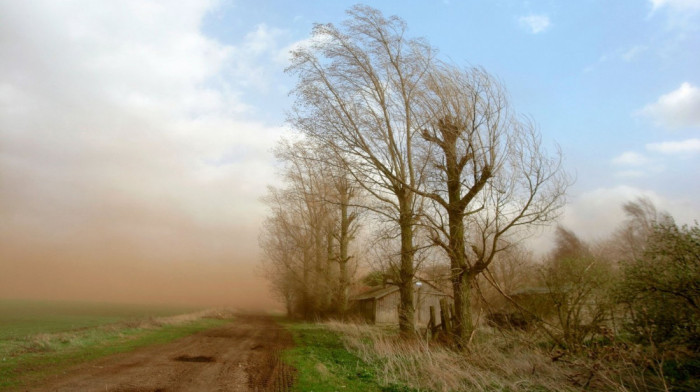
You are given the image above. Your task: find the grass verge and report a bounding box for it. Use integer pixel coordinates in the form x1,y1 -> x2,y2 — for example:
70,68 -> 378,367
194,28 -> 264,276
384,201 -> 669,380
281,321 -> 417,392
0,313 -> 230,391
325,321 -> 577,392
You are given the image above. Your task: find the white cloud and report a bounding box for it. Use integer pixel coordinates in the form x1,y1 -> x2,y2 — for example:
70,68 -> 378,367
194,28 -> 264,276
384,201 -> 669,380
528,185 -> 699,255
560,186 -> 698,241
647,138 -> 700,153
649,0 -> 700,29
614,170 -> 647,178
225,23 -> 292,93
584,46 -> 647,73
612,151 -> 648,166
621,45 -> 647,61
651,0 -> 700,11
583,55 -> 608,73
518,14 -> 551,34
638,82 -> 700,129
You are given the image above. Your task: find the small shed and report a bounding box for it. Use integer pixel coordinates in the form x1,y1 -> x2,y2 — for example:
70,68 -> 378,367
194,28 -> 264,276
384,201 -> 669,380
350,282 -> 451,327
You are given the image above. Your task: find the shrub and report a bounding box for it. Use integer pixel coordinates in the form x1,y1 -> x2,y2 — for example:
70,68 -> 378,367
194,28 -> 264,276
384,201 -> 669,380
616,222 -> 700,350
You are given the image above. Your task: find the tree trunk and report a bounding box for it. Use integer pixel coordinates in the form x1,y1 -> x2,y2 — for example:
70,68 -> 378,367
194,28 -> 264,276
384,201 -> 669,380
448,211 -> 472,345
337,199 -> 350,316
398,194 -> 415,335
302,246 -> 314,320
453,270 -> 475,346
443,121 -> 472,345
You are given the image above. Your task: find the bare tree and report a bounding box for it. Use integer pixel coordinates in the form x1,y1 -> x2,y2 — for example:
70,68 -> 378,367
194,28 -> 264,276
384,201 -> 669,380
415,65 -> 569,344
291,141 -> 362,316
260,138 -> 361,318
608,197 -> 674,263
287,5 -> 435,333
260,185 -> 317,318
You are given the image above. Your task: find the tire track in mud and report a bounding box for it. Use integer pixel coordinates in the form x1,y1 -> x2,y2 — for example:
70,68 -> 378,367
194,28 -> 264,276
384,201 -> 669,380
26,314 -> 295,392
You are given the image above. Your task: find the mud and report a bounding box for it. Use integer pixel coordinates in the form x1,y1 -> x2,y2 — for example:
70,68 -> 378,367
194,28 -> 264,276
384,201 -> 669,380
26,314 -> 295,392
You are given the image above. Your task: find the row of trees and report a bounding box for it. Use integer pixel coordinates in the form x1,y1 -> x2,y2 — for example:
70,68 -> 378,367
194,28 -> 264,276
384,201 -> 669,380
261,5 -> 569,344
260,141 -> 360,319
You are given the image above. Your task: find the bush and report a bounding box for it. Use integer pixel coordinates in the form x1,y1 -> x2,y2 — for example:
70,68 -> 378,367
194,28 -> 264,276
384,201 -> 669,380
486,311 -> 536,330
616,222 -> 700,351
535,227 -> 615,349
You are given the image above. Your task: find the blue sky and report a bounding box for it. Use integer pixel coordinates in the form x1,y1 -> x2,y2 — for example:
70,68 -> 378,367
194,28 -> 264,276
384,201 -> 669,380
1,0 -> 698,305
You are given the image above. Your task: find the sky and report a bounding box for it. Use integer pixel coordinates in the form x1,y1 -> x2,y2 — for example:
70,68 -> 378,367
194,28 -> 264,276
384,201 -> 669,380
1,0 -> 698,308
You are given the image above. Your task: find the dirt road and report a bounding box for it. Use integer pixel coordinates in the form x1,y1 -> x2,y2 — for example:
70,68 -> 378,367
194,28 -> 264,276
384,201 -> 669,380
27,314 -> 295,392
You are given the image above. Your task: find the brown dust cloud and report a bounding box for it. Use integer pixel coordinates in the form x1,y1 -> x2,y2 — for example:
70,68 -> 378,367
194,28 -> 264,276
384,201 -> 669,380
0,192 -> 276,309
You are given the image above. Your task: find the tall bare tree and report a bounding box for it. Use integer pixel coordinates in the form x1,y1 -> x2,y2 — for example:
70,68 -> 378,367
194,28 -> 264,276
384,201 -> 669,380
416,65 -> 569,344
280,139 -> 362,316
261,138 -> 361,318
287,5 -> 435,333
331,167 -> 360,315
260,185 -> 317,318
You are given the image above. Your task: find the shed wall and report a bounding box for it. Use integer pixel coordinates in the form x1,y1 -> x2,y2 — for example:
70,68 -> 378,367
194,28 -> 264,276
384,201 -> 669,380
375,291 -> 400,324
350,285 -> 452,327
415,289 -> 446,327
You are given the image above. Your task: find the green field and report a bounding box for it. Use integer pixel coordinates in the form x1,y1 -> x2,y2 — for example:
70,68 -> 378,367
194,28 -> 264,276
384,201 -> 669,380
0,299 -> 197,340
0,299 -> 228,390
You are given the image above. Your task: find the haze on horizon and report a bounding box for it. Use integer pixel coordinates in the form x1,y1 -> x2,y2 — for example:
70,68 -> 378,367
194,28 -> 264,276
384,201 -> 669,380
1,0 -> 698,309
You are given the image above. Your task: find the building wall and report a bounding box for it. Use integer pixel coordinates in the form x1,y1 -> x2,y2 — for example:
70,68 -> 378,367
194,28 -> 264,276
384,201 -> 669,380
415,287 -> 446,327
375,291 -> 400,324
372,287 -> 450,327
354,298 -> 376,323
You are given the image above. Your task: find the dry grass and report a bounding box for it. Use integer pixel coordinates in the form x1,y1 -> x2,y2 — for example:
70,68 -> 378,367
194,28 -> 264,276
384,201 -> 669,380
323,321 -> 684,392
325,321 -> 578,392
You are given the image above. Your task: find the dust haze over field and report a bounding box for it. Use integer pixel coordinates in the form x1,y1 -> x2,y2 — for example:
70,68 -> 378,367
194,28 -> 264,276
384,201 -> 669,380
0,197 -> 277,308
0,1 -> 282,309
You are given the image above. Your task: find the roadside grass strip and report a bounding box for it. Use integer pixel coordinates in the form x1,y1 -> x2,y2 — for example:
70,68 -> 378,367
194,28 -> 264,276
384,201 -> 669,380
282,322 -> 418,392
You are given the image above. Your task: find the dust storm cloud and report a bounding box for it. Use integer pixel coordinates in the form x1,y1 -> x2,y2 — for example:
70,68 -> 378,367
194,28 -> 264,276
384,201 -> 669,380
0,2 -> 283,309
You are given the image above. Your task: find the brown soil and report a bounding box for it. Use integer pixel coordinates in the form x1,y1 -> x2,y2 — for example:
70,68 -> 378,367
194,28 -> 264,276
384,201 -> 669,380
25,314 -> 295,392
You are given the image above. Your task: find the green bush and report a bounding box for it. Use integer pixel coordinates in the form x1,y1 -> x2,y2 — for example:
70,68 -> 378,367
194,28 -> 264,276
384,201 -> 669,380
616,222 -> 700,350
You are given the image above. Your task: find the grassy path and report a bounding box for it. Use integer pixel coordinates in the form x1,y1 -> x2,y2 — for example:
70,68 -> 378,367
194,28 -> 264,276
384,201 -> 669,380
281,321 -> 417,392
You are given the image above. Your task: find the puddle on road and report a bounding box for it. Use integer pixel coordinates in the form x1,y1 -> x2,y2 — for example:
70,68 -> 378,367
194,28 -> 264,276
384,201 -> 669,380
173,355 -> 215,363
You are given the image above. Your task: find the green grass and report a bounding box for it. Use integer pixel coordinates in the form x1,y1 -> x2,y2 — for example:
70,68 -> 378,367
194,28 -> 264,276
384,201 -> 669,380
281,322 -> 417,392
0,299 -> 196,340
0,299 -> 226,391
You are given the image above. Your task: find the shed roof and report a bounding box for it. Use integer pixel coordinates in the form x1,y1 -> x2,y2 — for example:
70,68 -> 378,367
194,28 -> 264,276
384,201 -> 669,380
351,281 -> 451,301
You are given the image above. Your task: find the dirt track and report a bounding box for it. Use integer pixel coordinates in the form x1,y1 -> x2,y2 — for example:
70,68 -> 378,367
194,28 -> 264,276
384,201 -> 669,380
27,314 -> 295,392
